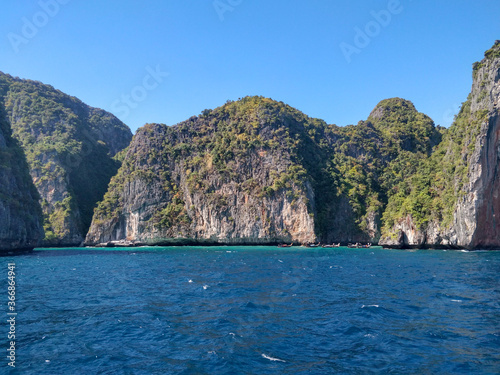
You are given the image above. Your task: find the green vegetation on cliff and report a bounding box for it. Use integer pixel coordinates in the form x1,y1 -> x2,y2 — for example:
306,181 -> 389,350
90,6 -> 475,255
92,96 -> 334,239
0,72 -> 133,245
381,95 -> 487,233
90,95 -> 442,244
0,106 -> 43,249
382,41 -> 500,239
326,98 -> 441,239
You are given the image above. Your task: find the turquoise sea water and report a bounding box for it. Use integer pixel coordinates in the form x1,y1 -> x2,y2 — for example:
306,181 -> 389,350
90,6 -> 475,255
1,246 -> 499,374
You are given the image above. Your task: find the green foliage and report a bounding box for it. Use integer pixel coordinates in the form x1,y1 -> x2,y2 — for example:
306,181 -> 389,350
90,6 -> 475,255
94,95 -> 445,241
0,72 -> 132,241
43,196 -> 74,240
92,43 -> 497,244
484,40 -> 500,61
326,98 -> 441,236
381,86 -> 490,235
152,195 -> 191,229
93,96 -> 336,233
0,105 -> 43,240
473,41 -> 499,78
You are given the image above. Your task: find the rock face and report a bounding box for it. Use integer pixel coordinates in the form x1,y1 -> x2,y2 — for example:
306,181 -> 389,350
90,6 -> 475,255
380,41 -> 500,249
86,42 -> 500,249
80,42 -> 500,249
465,43 -> 500,248
86,99 -> 321,245
0,72 -> 133,246
86,96 -> 440,246
333,98 -> 442,244
0,107 -> 43,251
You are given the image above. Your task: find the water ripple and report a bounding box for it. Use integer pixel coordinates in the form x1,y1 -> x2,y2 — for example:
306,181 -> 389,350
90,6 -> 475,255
3,247 -> 499,374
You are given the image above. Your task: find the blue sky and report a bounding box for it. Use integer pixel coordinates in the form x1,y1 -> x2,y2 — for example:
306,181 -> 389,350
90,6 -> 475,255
1,0 -> 499,133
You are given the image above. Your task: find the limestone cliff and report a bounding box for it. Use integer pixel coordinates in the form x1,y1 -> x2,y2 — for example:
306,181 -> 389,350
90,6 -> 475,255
86,99 -> 321,245
380,41 -> 500,249
329,98 -> 441,244
87,42 -> 499,249
86,96 -> 440,246
0,72 -> 133,246
0,107 -> 43,251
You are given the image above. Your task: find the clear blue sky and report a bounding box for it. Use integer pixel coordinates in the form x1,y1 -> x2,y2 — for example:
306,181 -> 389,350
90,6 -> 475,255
1,0 -> 499,133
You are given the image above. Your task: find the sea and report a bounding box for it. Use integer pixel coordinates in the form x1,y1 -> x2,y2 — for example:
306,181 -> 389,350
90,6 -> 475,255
1,246 -> 499,374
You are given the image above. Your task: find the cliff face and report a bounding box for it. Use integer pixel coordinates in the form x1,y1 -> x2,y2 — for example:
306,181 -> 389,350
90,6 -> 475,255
86,99 -> 321,245
0,73 -> 133,246
474,111 -> 499,247
0,107 -> 43,251
4,44 -> 497,249
85,42 -> 500,249
87,43 -> 499,249
86,96 -> 440,246
329,98 -> 441,243
456,43 -> 500,248
380,41 -> 500,249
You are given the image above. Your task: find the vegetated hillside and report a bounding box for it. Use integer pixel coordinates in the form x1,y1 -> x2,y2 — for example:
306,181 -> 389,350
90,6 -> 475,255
0,72 -> 133,246
328,98 -> 442,242
86,95 -> 441,246
0,106 -> 43,251
86,97 -> 329,245
380,40 -> 500,249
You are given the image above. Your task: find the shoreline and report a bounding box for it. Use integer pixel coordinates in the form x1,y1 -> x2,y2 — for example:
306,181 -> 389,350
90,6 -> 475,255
1,244 -> 499,256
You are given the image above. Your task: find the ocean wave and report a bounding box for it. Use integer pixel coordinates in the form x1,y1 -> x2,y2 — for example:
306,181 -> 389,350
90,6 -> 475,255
262,353 -> 286,362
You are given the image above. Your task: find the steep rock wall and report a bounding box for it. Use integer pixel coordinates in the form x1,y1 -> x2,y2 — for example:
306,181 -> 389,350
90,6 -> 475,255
0,72 -> 133,246
380,41 -> 500,249
86,120 -> 317,245
86,95 -> 443,246
0,108 -> 43,251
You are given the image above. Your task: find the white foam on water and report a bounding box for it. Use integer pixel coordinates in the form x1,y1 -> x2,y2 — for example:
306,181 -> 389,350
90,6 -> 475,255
278,260 -> 283,263
203,285 -> 209,290
262,353 -> 286,362
188,279 -> 193,283
361,304 -> 379,308
451,299 -> 462,302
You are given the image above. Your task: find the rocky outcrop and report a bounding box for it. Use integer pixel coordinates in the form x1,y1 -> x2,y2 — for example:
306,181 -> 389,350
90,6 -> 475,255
465,43 -> 500,248
0,72 -> 133,246
87,43 -> 499,249
474,111 -> 500,248
380,41 -> 500,249
378,215 -> 452,249
0,107 -> 43,251
86,95 -> 440,246
86,101 -> 321,245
